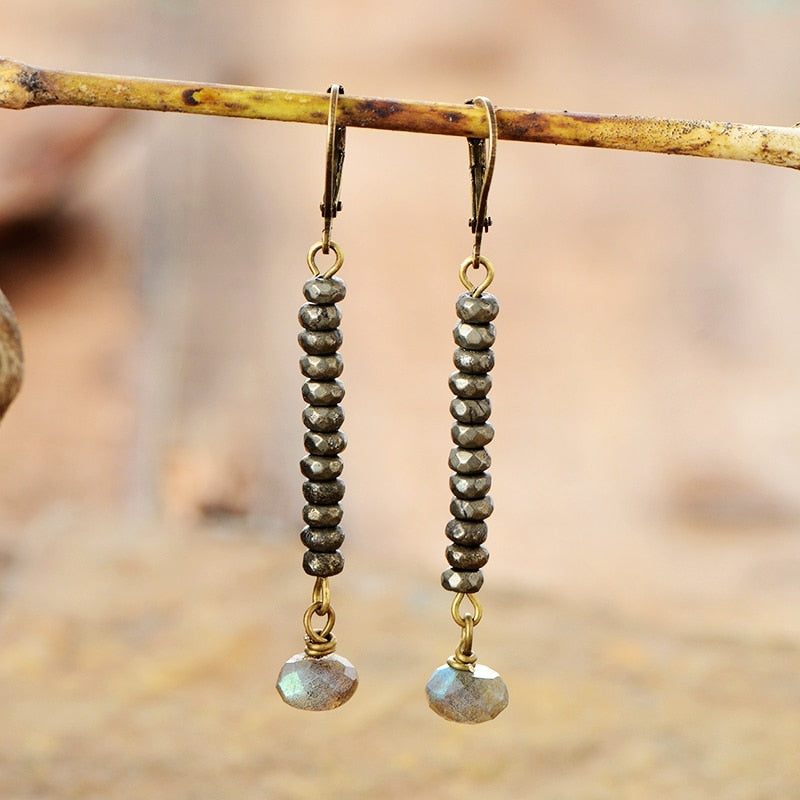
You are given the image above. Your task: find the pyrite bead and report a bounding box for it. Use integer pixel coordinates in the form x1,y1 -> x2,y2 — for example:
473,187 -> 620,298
303,480 -> 346,505
303,504 -> 344,527
445,519 -> 488,546
453,322 -> 496,350
303,550 -> 345,577
456,292 -> 499,323
449,472 -> 492,499
299,303 -> 341,331
441,567 -> 484,593
300,455 -> 343,481
302,380 -> 345,406
449,447 -> 491,474
304,431 -> 347,456
449,371 -> 492,399
298,329 -> 343,355
302,405 -> 345,433
450,398 -> 492,424
446,544 -> 490,570
303,276 -> 346,304
453,347 -> 495,374
300,354 -> 343,380
450,496 -> 494,521
451,423 -> 494,448
301,525 -> 345,552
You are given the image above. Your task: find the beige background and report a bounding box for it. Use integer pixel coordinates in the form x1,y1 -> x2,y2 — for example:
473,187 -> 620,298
1,2 -> 799,797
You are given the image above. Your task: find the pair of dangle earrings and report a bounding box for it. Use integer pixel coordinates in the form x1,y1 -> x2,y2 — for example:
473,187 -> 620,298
276,88 -> 509,723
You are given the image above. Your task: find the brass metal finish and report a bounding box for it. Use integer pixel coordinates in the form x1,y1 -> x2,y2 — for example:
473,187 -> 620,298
459,255 -> 494,297
307,240 -> 344,279
321,84 -> 345,253
466,97 -> 497,267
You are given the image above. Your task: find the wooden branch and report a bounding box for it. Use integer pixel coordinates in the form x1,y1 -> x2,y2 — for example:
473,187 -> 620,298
1,58 -> 799,170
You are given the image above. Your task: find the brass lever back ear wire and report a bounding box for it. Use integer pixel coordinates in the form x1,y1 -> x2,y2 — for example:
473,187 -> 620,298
425,96 -> 509,724
276,84 -> 358,712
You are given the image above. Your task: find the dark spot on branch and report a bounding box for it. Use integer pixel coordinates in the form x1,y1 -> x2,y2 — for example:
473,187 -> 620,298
182,88 -> 201,107
17,68 -> 55,105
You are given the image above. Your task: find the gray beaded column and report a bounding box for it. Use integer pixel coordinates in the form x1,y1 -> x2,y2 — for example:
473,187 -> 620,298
276,83 -> 358,713
276,245 -> 358,712
426,95 -> 508,724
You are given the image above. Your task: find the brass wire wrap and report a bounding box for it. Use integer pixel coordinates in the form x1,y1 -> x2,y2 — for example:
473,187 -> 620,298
307,240 -> 344,278
303,597 -> 338,658
459,255 -> 494,297
451,591 -> 484,627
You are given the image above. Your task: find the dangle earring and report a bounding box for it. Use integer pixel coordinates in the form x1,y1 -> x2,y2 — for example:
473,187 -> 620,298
276,85 -> 358,711
425,97 -> 509,723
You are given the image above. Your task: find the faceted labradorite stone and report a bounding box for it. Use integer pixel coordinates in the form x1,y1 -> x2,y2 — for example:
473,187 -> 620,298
277,653 -> 358,711
426,663 -> 508,724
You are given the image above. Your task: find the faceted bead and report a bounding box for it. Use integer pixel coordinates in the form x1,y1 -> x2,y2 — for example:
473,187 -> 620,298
440,567 -> 484,593
301,525 -> 345,552
303,480 -> 346,504
303,276 -> 347,304
300,455 -> 343,481
453,322 -> 496,350
449,447 -> 491,474
303,550 -> 344,576
303,504 -> 344,527
453,347 -> 495,374
445,519 -> 488,546
426,663 -> 508,723
304,431 -> 347,456
446,544 -> 490,569
449,371 -> 492,399
450,472 -> 492,499
302,405 -> 345,433
299,303 -> 341,331
302,380 -> 345,406
450,398 -> 492,424
456,292 -> 499,324
451,423 -> 494,448
298,329 -> 343,355
300,354 -> 343,380
277,652 -> 358,711
450,496 -> 493,520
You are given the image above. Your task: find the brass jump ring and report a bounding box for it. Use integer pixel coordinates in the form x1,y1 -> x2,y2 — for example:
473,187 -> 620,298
459,255 -> 494,297
303,601 -> 336,643
450,592 -> 483,628
307,240 -> 344,279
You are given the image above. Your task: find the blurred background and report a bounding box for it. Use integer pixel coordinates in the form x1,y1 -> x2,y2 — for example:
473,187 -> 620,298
1,1 -> 799,797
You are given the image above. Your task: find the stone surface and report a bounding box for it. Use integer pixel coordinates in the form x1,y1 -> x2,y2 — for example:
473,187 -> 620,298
453,322 -> 496,350
441,567 -> 484,592
456,292 -> 499,323
276,652 -> 358,711
303,277 -> 347,304
426,663 -> 509,724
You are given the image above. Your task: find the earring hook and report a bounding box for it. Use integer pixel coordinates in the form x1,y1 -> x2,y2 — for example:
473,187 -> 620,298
466,97 -> 497,269
321,84 -> 346,254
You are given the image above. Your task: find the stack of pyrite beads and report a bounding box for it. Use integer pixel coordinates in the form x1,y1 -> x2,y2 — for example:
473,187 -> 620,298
298,275 -> 348,579
442,290 -> 499,595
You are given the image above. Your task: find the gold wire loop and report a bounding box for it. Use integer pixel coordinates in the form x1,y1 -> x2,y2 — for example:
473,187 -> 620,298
307,240 -> 344,279
450,592 -> 484,628
465,96 -> 497,268
321,83 -> 346,253
311,577 -> 331,616
459,255 -> 494,297
303,601 -> 336,644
